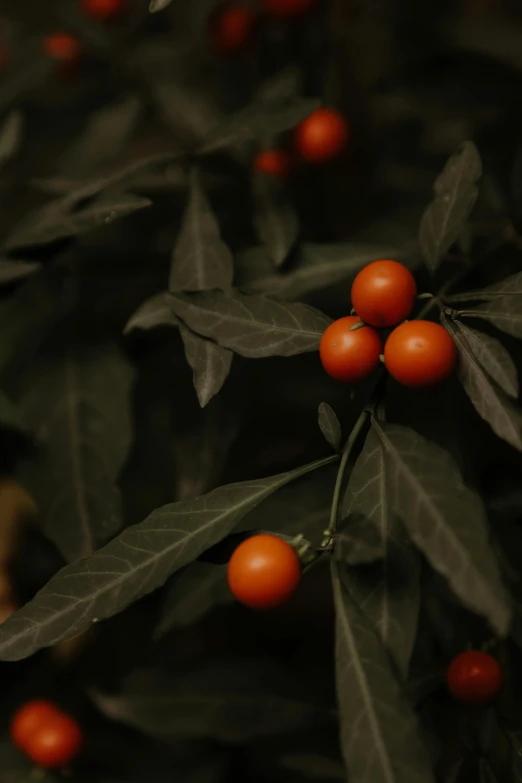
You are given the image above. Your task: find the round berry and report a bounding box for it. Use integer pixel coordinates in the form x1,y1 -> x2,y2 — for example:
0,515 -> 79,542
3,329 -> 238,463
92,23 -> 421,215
209,3 -> 256,55
320,316 -> 382,383
10,701 -> 62,752
42,34 -> 81,63
384,320 -> 456,388
351,259 -> 417,328
253,149 -> 292,180
294,108 -> 348,163
447,651 -> 502,705
80,0 -> 127,21
227,534 -> 301,609
262,0 -> 315,17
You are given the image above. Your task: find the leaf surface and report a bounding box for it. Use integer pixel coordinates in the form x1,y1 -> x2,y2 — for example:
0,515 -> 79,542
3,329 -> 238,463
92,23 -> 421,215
252,173 -> 299,268
318,403 -> 342,452
179,324 -> 233,407
461,297 -> 522,339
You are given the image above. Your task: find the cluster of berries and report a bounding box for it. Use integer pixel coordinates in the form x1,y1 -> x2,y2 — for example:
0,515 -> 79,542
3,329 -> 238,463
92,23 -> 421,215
320,259 -> 457,388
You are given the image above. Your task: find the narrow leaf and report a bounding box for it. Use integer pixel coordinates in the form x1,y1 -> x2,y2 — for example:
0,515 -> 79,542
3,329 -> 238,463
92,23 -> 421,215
0,454 -> 337,661
318,402 -> 342,453
341,428 -> 420,678
93,660 -> 325,742
0,110 -> 22,169
0,258 -> 41,286
124,291 -> 178,334
149,0 -> 172,11
332,561 -> 435,783
372,419 -> 511,635
419,141 -> 482,273
169,289 -> 332,358
255,66 -> 303,104
444,317 -> 522,450
460,297 -> 522,339
445,271 -> 522,304
169,169 -> 234,293
252,173 -> 299,268
199,98 -> 320,154
18,342 -> 135,563
179,323 -> 233,407
155,563 -> 231,637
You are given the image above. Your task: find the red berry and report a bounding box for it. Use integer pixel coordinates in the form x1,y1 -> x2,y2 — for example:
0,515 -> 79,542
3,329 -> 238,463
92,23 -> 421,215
80,0 -> 127,21
320,316 -> 382,383
209,3 -> 257,55
447,651 -> 503,705
384,320 -> 456,388
262,0 -> 315,17
10,701 -> 62,752
42,34 -> 81,63
294,108 -> 349,163
10,702 -> 83,769
253,149 -> 293,180
227,534 -> 301,609
351,259 -> 417,328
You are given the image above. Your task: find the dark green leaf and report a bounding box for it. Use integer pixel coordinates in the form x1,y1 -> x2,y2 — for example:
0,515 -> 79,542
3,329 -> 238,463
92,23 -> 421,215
252,173 -> 299,268
0,111 -> 22,169
0,258 -> 41,286
419,141 -> 482,273
169,168 -> 234,293
155,562 -> 230,637
341,428 -> 420,678
169,289 -> 331,358
5,191 -> 152,251
336,518 -> 385,565
278,754 -> 344,780
152,83 -> 223,146
255,66 -> 303,104
92,660 -> 325,741
149,0 -> 172,11
443,317 -> 522,450
179,323 -> 233,407
318,402 -> 342,453
0,389 -> 25,434
18,343 -> 135,563
124,291 -> 178,334
58,97 -> 140,178
445,271 -> 522,304
0,454 -> 336,660
199,98 -> 320,154
332,562 -> 435,783
460,296 -> 522,339
372,419 -> 511,635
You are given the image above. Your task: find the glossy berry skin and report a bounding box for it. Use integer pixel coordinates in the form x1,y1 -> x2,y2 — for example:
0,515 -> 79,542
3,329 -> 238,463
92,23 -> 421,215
209,3 -> 256,55
447,651 -> 502,705
253,149 -> 292,180
23,713 -> 83,769
351,259 -> 417,328
262,0 -> 315,17
10,701 -> 62,752
227,534 -> 301,610
294,108 -> 348,163
320,316 -> 382,383
42,34 -> 81,63
80,0 -> 127,21
384,320 -> 456,388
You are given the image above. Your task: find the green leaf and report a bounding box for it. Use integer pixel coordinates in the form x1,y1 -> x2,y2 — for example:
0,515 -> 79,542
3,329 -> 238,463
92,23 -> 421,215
445,271 -> 522,304
0,258 -> 41,286
419,141 -> 482,273
58,97 -> 141,178
5,191 -> 152,251
17,342 -> 135,563
0,454 -> 336,661
154,562 -> 231,637
277,753 -> 344,780
93,661 -> 326,742
332,561 -> 435,783
371,419 -> 511,635
255,66 -> 303,105
179,323 -> 233,408
152,82 -> 223,147
169,168 -> 234,293
169,289 -> 331,358
0,110 -> 22,170
443,317 -> 522,450
460,296 -> 522,339
199,98 -> 320,154
124,291 -> 178,334
252,173 -> 299,268
336,518 -> 385,565
0,389 -> 25,434
341,428 -> 420,679
149,0 -> 172,11
318,402 -> 342,453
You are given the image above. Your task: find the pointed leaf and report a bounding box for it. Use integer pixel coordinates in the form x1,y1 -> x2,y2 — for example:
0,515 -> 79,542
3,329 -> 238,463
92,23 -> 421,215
124,291 -> 178,334
318,403 -> 342,453
179,323 -> 233,407
419,142 -> 482,273
443,317 -> 522,450
199,98 -> 320,154
155,562 -> 230,637
341,428 -> 420,678
169,169 -> 234,293
17,342 -> 135,563
252,173 -> 299,268
0,258 -> 41,286
332,561 -> 435,783
152,83 -> 223,146
0,455 -> 337,660
150,0 -> 172,11
255,66 -> 303,105
371,419 -> 511,635
460,296 -> 522,339
0,110 -> 22,169
445,271 -> 522,304
93,660 -> 325,742
169,289 -> 331,358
